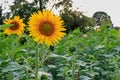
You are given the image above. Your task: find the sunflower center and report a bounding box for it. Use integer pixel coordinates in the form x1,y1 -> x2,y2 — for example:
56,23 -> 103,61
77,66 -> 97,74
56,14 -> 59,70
10,22 -> 19,30
40,23 -> 55,36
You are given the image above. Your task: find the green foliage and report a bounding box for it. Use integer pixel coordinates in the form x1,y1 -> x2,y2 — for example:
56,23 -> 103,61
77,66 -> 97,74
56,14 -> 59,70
53,27 -> 120,80
4,0 -> 49,24
93,11 -> 112,26
0,25 -> 120,80
0,0 -> 119,80
2,0 -> 95,34
0,24 -> 14,30
0,5 -> 3,24
60,9 -> 95,33
55,0 -> 73,9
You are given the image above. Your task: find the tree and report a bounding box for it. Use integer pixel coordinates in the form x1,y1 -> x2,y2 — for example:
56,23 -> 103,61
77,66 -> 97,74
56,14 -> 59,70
54,0 -> 95,33
3,0 -> 50,24
55,0 -> 73,10
60,9 -> 95,33
0,5 -> 3,24
2,0 -> 95,33
93,11 -> 112,26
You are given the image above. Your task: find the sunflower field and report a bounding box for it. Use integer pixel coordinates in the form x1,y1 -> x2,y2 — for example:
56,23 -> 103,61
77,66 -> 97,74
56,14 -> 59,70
0,0 -> 120,80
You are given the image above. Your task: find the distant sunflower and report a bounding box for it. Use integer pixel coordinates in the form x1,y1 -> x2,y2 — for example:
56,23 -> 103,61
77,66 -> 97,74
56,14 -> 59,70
4,16 -> 25,35
28,10 -> 66,46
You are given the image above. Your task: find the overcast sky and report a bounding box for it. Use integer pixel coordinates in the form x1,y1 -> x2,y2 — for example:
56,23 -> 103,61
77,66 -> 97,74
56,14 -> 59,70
1,0 -> 120,26
73,0 -> 120,27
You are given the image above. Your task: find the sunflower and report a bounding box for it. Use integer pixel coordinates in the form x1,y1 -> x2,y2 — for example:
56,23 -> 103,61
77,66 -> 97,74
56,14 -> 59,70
28,10 -> 66,46
4,16 -> 26,35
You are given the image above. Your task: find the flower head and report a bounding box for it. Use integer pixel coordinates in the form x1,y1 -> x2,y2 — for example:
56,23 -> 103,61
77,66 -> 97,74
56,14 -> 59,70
28,10 -> 66,46
4,16 -> 26,35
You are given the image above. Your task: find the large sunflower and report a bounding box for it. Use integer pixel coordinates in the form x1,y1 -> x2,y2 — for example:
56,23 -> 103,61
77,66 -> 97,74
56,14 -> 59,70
28,10 -> 66,46
4,16 -> 25,35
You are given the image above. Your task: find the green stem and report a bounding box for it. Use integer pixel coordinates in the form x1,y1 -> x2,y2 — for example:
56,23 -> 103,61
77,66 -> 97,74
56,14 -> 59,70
35,44 -> 39,80
7,52 -> 12,61
72,52 -> 75,80
39,47 -> 49,67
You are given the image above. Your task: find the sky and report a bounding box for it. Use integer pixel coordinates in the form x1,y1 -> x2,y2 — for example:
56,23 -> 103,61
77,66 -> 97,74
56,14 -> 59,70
72,0 -> 120,27
1,0 -> 120,27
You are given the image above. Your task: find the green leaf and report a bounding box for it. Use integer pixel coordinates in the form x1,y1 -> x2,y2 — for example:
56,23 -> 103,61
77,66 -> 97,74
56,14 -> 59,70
80,75 -> 90,80
0,24 -> 14,30
2,62 -> 24,72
